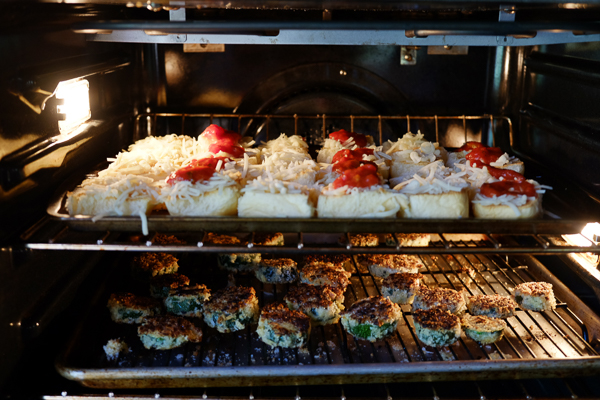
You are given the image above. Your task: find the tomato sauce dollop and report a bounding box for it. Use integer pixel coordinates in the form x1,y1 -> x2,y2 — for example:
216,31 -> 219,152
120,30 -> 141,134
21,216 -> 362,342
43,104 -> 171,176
209,143 -> 245,158
457,141 -> 485,152
167,157 -> 228,185
465,146 -> 504,167
480,181 -> 537,198
331,163 -> 380,189
201,124 -> 242,146
331,148 -> 374,164
329,129 -> 369,147
487,166 -> 526,183
332,159 -> 378,174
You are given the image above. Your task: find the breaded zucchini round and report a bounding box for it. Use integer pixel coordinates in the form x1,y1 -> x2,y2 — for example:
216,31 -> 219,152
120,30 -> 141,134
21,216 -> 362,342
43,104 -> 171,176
164,284 -> 211,317
413,308 -> 462,347
300,263 -> 351,304
103,338 -> 129,360
300,263 -> 351,289
381,273 -> 423,305
217,253 -> 261,273
254,232 -> 284,246
462,314 -> 507,345
107,293 -> 162,324
132,252 -> 179,281
363,254 -> 424,278
284,283 -> 343,325
149,273 -> 190,298
303,254 -> 352,270
513,282 -> 556,312
137,315 -> 202,350
384,233 -> 431,247
257,303 -> 311,348
255,258 -> 298,284
412,286 -> 467,315
346,233 -> 379,247
207,233 -> 261,272
341,296 -> 402,342
467,294 -> 516,319
204,286 -> 259,333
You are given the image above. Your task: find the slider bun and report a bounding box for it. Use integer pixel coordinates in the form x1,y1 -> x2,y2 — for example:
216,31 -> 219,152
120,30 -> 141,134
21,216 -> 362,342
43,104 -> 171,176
404,190 -> 469,219
238,191 -> 316,217
67,191 -> 154,216
472,197 -> 541,219
317,190 -> 408,218
164,186 -> 240,216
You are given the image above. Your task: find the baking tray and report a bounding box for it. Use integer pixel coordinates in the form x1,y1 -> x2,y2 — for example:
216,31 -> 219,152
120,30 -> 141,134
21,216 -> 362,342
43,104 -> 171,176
56,241 -> 600,389
47,171 -> 592,235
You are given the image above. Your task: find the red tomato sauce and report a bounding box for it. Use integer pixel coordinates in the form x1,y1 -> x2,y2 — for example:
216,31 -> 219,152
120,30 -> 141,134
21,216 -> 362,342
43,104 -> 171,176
465,146 -> 504,167
480,181 -> 537,198
331,163 -> 380,189
457,141 -> 485,152
201,124 -> 241,145
332,160 -> 378,174
209,143 -> 245,158
329,129 -> 368,147
331,148 -> 374,164
167,157 -> 228,185
487,166 -> 526,182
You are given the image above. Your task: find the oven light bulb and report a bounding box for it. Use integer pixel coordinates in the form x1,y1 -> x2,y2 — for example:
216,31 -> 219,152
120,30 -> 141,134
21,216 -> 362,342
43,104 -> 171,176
581,222 -> 600,244
563,222 -> 600,271
55,78 -> 91,135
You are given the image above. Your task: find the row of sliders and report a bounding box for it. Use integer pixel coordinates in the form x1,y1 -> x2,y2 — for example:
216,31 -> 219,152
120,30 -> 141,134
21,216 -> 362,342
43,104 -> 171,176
68,125 -> 552,236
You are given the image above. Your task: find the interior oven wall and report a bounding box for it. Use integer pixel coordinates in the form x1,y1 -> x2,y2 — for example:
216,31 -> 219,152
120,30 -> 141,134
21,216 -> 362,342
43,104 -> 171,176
159,44 -> 495,140
0,21 -> 136,389
511,43 -> 600,203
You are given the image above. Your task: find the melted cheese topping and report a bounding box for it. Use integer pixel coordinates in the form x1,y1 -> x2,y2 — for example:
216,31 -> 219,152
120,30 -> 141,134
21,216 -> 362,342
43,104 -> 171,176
392,161 -> 469,194
241,176 -> 314,195
258,134 -> 309,157
383,131 -> 429,154
160,171 -> 240,201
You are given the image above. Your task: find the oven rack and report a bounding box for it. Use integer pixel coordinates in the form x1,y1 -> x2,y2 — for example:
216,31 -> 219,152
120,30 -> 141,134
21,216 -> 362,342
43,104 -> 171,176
21,219 -> 600,256
56,246 -> 600,388
41,377 -> 600,400
134,112 -> 509,146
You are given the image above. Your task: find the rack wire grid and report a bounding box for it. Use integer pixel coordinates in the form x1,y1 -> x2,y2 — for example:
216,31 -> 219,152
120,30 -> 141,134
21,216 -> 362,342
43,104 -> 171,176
133,112 -> 509,147
22,224 -> 600,256
57,239 -> 600,388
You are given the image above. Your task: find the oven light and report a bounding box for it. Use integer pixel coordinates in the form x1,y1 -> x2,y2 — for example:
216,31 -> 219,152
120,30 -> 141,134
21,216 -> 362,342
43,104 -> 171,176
560,3 -> 587,8
55,78 -> 91,135
563,222 -> 600,270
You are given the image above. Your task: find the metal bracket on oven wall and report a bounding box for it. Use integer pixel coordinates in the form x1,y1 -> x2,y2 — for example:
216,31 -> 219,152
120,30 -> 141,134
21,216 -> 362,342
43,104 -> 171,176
400,46 -> 419,65
497,5 -> 516,46
169,1 -> 186,21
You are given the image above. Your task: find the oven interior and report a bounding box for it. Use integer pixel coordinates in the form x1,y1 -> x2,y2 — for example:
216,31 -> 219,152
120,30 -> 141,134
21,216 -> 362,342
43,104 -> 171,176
2,1 -> 600,399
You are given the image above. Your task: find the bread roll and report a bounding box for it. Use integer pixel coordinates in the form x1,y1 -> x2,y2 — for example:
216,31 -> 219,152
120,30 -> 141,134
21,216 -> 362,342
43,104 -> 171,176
404,190 -> 469,219
317,189 -> 408,218
238,191 -> 315,217
472,196 -> 541,219
164,185 -> 240,216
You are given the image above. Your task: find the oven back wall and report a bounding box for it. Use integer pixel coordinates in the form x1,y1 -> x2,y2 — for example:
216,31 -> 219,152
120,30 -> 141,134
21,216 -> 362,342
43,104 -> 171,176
161,45 -> 493,119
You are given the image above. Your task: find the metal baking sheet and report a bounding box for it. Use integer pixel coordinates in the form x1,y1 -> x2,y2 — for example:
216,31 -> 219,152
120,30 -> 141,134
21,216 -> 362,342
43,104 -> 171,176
56,244 -> 600,389
47,183 -> 589,235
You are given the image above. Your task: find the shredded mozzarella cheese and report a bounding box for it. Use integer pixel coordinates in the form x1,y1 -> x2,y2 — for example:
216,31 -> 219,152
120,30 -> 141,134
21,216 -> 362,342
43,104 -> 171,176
392,161 -> 469,194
